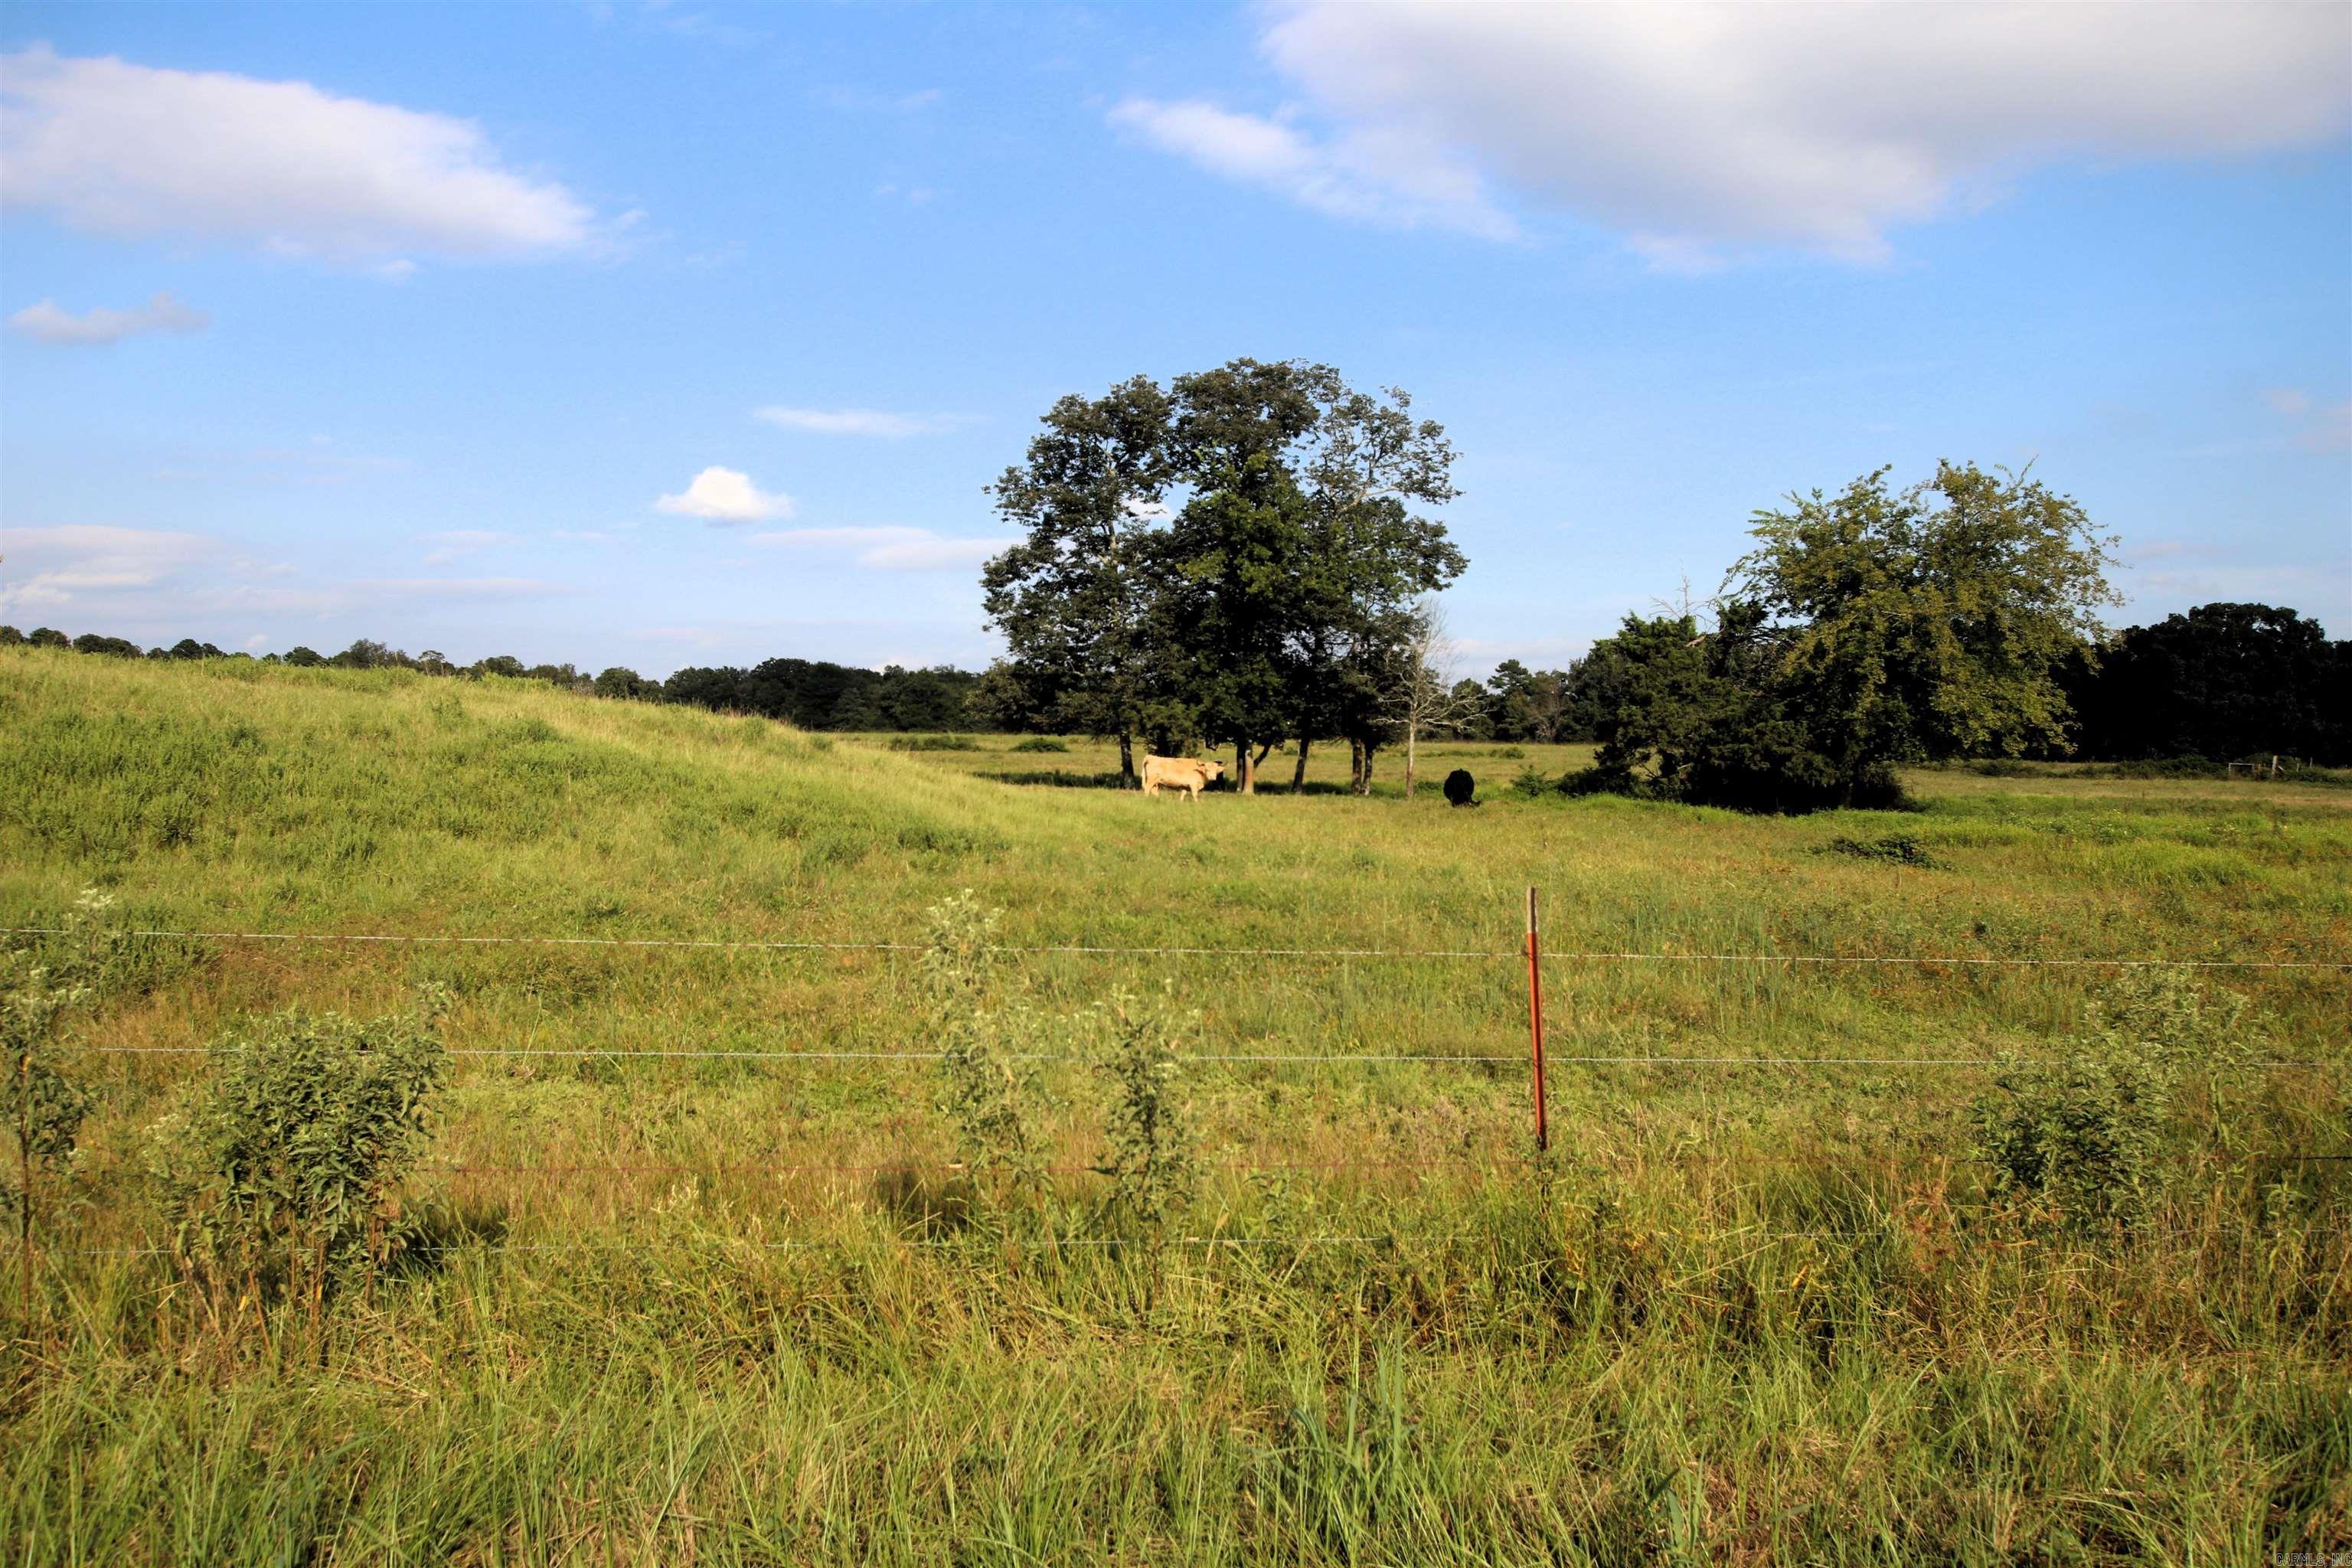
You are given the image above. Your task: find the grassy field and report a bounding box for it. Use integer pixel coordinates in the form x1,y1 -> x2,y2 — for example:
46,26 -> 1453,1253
2,647 -> 2347,1565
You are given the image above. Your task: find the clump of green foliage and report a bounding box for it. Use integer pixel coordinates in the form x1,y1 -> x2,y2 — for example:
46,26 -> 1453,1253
1008,736 -> 1070,753
1970,968 -> 2254,1231
887,733 -> 982,752
1570,462 -> 2115,812
2,975 -> 90,1230
2,890 -> 144,1232
149,990 -> 449,1301
1821,832 -> 1942,868
1508,765 -> 1560,799
921,893 -> 1051,1205
1089,985 -> 1196,1236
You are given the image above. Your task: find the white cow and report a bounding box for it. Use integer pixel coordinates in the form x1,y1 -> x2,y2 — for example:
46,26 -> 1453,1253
1141,754 -> 1225,800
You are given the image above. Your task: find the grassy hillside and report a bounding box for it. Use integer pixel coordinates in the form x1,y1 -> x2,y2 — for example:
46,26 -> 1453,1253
2,648 -> 2347,1564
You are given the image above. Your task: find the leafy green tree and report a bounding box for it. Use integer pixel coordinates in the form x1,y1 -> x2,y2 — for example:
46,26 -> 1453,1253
328,639 -> 397,668
28,628 -> 69,648
1731,462 -> 2118,786
1155,360 -> 1463,792
987,361 -> 1462,792
592,665 -> 648,700
984,376 -> 1176,786
70,633 -> 141,658
0,626 -> 22,646
283,645 -> 325,668
1572,464 -> 2115,812
1486,659 -> 1575,743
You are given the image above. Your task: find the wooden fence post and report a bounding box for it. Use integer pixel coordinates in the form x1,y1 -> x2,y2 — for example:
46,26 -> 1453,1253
1525,887 -> 1548,1153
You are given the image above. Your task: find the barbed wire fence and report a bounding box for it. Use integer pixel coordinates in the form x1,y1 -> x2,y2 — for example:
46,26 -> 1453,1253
8,889 -> 2350,1278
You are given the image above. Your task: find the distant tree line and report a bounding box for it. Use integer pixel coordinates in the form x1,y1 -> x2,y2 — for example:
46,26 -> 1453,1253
0,626 -> 998,733
2060,603 -> 2349,766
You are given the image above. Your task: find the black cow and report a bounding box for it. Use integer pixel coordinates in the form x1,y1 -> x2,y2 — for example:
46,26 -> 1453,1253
1443,769 -> 1478,807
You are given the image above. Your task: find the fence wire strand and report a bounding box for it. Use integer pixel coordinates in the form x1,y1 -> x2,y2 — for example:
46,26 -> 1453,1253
7,925 -> 2347,969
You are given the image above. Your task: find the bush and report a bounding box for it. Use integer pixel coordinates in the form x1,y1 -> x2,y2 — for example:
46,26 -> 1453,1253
2,955 -> 92,1229
1969,969 -> 2252,1231
150,991 -> 449,1301
1009,737 -> 1070,753
887,734 -> 982,752
921,893 -> 1050,1206
1509,766 -> 1562,799
1089,985 -> 1196,1236
1821,833 -> 1941,868
2,890 -> 160,1230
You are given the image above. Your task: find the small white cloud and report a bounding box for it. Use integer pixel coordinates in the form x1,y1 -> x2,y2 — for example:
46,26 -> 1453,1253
753,406 -> 964,438
0,44 -> 595,263
7,289 -> 207,345
419,529 -> 513,566
2301,400 -> 2352,455
2256,388 -> 2352,453
654,466 -> 793,524
818,86 -> 942,113
749,525 -> 1016,571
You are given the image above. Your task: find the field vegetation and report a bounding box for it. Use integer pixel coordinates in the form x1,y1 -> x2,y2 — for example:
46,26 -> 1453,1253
2,648 -> 2347,1564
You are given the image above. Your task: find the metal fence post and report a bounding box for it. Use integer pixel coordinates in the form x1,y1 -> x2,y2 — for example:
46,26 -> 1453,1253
1525,887 -> 1548,1153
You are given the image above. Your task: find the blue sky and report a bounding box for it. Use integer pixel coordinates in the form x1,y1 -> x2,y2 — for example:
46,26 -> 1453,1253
3,2 -> 2347,677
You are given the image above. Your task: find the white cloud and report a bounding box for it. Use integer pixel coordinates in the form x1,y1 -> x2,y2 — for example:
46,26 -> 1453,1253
356,578 -> 577,599
0,44 -> 594,264
419,529 -> 513,565
1122,2 -> 2352,265
8,289 -> 207,345
753,406 -> 965,438
749,525 -> 1016,571
2252,387 -> 2352,454
0,524 -> 222,609
654,466 -> 793,524
2304,402 -> 2352,455
0,524 -> 577,626
1107,97 -> 1512,240
818,86 -> 942,113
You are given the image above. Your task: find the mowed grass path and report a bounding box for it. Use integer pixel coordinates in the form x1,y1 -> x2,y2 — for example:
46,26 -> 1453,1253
2,648 -> 2347,1565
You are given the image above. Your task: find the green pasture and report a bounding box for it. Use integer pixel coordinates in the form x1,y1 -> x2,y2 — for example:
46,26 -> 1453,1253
2,647 -> 2347,1564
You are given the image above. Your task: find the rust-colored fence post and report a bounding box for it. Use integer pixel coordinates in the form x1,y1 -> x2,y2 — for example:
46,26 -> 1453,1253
1525,887 -> 1548,1153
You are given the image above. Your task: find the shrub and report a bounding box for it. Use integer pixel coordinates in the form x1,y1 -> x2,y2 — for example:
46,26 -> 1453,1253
1009,737 -> 1070,753
1089,985 -> 1196,1236
1969,969 -> 2253,1231
921,893 -> 1050,1204
2,956 -> 92,1230
150,991 -> 449,1301
2,890 -> 152,1231
1821,833 -> 1941,867
887,733 -> 981,752
1509,766 -> 1561,799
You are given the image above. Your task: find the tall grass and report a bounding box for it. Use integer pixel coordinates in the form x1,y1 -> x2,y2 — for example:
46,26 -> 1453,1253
2,647 -> 2347,1563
